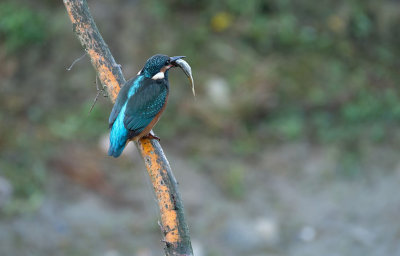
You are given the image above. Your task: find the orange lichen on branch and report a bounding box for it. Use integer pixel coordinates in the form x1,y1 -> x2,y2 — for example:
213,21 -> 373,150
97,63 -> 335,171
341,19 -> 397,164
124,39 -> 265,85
139,138 -> 181,243
87,49 -> 120,101
64,0 -> 124,102
138,139 -> 192,254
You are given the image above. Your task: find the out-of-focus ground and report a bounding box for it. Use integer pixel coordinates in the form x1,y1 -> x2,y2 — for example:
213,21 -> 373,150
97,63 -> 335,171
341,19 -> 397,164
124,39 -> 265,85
1,1 -> 400,256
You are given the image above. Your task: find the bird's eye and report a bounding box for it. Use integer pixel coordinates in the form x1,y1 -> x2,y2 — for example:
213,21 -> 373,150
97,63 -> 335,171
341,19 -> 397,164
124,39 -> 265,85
165,60 -> 171,65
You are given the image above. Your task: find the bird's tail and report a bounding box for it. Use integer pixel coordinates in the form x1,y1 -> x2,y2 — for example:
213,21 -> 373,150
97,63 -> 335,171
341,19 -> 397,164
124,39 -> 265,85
108,127 -> 129,158
108,142 -> 126,158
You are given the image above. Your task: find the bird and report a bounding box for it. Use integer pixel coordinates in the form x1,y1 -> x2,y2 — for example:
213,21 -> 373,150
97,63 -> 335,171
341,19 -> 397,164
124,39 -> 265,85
108,54 -> 194,158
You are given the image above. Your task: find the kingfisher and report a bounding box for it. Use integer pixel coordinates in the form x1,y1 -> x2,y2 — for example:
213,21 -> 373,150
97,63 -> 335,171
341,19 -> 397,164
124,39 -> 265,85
108,54 -> 195,158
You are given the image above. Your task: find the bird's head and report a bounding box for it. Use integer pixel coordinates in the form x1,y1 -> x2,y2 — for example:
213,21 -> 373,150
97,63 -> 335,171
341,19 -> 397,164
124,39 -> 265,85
139,54 -> 195,96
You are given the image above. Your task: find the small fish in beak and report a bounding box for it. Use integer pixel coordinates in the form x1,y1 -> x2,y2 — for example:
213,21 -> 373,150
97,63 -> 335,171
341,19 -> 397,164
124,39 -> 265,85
173,58 -> 195,97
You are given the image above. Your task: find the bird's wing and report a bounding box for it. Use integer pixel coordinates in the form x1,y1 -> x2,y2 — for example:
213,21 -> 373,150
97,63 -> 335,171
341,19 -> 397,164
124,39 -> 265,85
123,80 -> 168,137
108,77 -> 136,127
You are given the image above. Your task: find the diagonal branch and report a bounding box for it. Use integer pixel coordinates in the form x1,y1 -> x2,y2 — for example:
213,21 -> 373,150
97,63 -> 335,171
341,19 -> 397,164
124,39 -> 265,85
63,1 -> 193,255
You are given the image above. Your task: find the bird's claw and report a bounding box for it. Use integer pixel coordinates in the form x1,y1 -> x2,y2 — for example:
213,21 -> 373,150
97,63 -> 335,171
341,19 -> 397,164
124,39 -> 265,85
143,134 -> 161,142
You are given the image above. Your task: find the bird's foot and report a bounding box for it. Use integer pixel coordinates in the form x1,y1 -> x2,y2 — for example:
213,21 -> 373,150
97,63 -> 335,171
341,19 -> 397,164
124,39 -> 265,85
143,133 -> 161,142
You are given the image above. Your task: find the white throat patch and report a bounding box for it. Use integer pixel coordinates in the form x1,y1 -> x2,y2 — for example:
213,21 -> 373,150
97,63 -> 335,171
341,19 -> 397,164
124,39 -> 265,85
151,71 -> 165,80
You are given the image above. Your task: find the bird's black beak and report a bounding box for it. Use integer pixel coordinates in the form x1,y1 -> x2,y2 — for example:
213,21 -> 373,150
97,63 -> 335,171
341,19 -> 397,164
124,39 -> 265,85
169,56 -> 186,66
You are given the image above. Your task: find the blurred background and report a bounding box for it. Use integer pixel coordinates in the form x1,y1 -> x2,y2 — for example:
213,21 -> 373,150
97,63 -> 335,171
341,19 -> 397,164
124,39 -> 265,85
1,0 -> 400,255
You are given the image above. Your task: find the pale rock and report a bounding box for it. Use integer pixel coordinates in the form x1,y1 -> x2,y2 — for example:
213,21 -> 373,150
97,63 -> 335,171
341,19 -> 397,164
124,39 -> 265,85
254,217 -> 280,245
0,176 -> 12,208
206,77 -> 231,109
192,239 -> 205,256
299,226 -> 317,242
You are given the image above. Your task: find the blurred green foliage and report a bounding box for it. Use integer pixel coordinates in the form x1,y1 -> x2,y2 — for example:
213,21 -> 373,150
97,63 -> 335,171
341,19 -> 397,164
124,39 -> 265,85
0,2 -> 46,52
1,148 -> 46,216
148,0 -> 400,147
1,0 -> 400,213
224,165 -> 246,199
